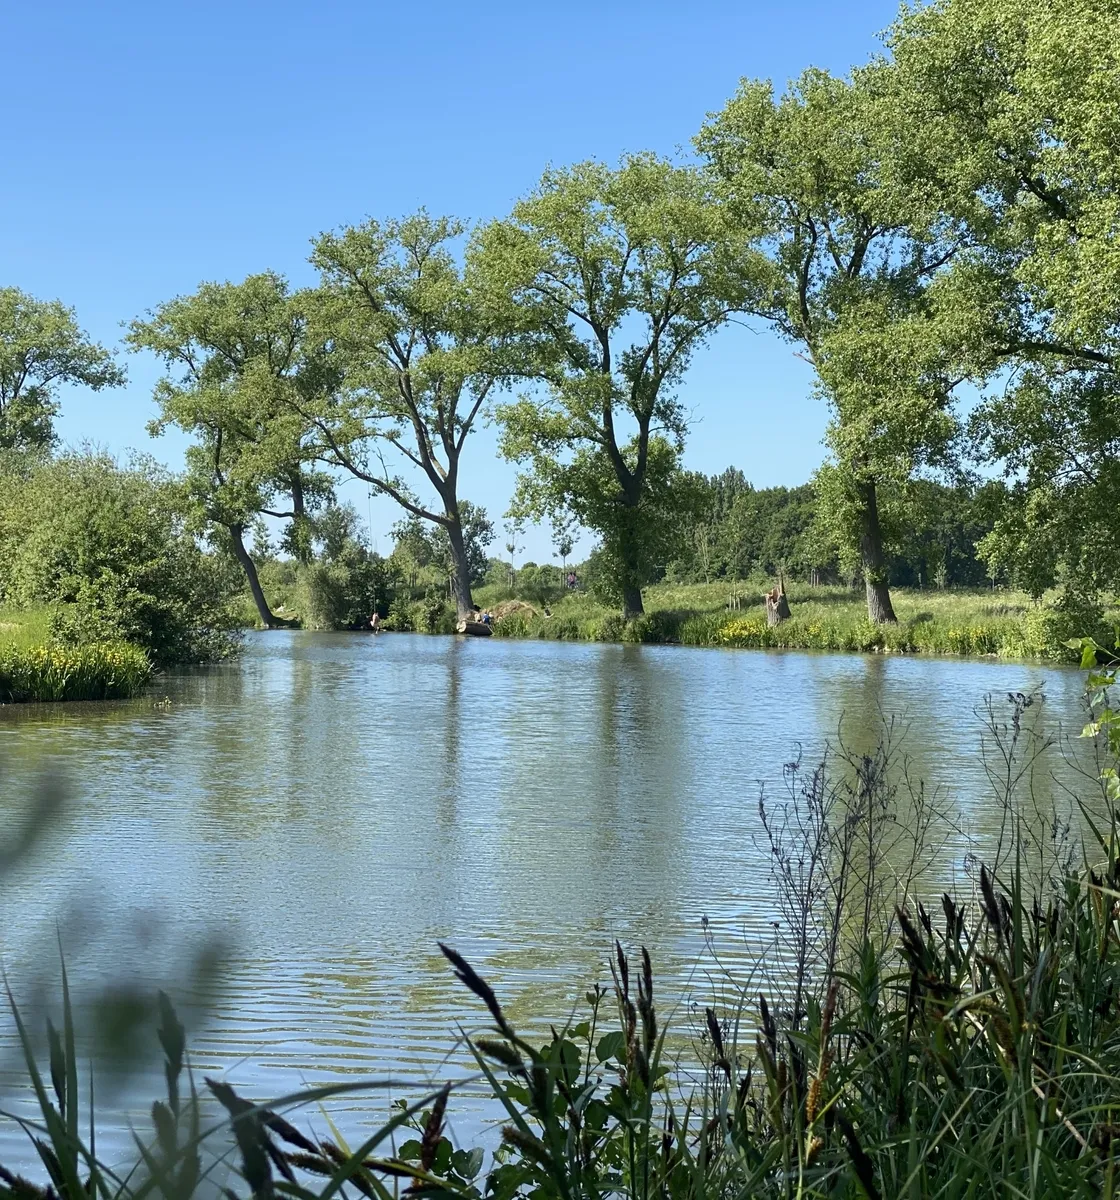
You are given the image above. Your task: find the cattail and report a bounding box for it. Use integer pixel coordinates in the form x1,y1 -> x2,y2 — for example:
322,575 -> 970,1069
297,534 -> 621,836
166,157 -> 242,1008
439,943 -> 516,1041
262,1111 -> 318,1154
638,947 -> 656,1050
706,1007 -> 730,1078
615,940 -> 630,999
805,1134 -> 824,1166
806,1077 -> 823,1125
501,1125 -> 552,1168
475,1037 -> 524,1071
979,865 -> 1003,939
406,1087 -> 451,1195
759,994 -> 778,1058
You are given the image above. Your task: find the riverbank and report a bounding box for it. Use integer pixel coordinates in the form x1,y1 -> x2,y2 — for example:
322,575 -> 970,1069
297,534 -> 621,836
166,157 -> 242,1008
471,581 -> 1114,661
0,606 -> 151,702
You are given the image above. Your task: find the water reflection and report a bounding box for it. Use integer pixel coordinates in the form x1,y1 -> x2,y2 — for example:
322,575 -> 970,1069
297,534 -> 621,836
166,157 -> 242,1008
0,633 -> 1095,1163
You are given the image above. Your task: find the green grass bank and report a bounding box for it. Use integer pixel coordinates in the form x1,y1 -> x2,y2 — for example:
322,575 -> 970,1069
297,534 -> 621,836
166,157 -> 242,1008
473,581 -> 1116,662
0,606 -> 151,702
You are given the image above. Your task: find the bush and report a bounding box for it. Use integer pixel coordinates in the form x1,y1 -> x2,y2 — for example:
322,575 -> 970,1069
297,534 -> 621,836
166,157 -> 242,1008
0,452 -> 241,665
297,555 -> 394,630
0,640 -> 150,702
1022,589 -> 1109,659
380,588 -> 455,634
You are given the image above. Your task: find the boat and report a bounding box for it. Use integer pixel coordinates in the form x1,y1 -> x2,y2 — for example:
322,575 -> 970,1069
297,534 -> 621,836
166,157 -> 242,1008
457,620 -> 493,637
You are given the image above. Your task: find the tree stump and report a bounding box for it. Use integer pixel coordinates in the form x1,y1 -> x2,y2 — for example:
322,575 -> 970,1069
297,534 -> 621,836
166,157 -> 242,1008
765,584 -> 792,626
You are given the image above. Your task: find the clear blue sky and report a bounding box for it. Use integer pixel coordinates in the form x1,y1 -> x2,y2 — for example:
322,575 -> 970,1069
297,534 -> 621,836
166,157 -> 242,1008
2,0 -> 899,560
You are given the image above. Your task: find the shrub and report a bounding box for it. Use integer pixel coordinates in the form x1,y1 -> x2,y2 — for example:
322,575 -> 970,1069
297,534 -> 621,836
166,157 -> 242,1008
1022,590 -> 1109,659
297,555 -> 394,630
0,453 -> 241,665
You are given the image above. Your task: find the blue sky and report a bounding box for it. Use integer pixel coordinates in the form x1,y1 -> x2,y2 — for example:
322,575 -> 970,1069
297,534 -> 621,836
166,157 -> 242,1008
2,0 -> 900,560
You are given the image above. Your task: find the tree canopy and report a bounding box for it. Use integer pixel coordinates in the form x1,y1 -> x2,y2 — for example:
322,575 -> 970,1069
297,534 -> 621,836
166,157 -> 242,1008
128,272 -> 334,626
473,154 -> 768,615
0,287 -> 124,452
307,212 -> 516,619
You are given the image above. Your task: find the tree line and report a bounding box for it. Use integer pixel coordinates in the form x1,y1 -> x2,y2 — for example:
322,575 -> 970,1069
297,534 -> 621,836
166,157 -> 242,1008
2,0 -> 1116,634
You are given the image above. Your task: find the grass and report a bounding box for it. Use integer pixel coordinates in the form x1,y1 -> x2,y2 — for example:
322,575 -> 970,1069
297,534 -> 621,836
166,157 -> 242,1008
0,605 -> 151,702
5,680 -> 1120,1197
0,604 -> 56,650
476,580 -> 1117,662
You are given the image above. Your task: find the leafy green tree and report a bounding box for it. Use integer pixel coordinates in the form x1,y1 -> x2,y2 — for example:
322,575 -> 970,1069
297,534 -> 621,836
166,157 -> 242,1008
699,68 -> 979,623
0,451 -> 240,663
128,273 -> 333,628
0,287 -> 124,451
308,213 -> 515,621
886,0 -> 1120,597
472,154 -> 766,616
390,500 -> 494,591
299,504 -> 395,629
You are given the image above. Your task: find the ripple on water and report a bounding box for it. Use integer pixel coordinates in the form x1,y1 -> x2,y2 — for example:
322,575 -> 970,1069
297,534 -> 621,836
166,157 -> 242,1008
0,632 -> 1091,1166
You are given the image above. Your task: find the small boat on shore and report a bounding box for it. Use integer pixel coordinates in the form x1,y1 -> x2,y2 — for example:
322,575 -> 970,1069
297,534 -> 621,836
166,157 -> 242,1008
457,620 -> 493,637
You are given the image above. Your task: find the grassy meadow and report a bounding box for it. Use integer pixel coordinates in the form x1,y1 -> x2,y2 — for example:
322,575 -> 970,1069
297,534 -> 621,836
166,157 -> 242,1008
474,580 -> 1116,662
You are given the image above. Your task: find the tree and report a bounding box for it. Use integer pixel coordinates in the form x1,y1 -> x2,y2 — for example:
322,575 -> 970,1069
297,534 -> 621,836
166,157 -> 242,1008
0,287 -> 124,451
128,272 -> 333,628
390,500 -> 494,590
472,154 -> 767,617
299,504 -> 395,630
885,0 -> 1120,597
699,67 -> 978,623
307,213 -> 515,621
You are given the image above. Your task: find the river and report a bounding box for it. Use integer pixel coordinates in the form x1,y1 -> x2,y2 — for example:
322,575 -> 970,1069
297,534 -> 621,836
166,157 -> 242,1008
0,632 -> 1096,1164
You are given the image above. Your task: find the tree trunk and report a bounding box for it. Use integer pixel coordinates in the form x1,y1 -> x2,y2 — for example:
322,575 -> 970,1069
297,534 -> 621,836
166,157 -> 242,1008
228,522 -> 282,628
445,517 -> 474,620
855,479 -> 897,624
622,585 -> 644,618
765,585 -> 792,626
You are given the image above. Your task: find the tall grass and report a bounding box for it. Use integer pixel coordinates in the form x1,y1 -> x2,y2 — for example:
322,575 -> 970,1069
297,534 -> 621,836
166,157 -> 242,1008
0,641 -> 150,702
488,582 -> 1115,661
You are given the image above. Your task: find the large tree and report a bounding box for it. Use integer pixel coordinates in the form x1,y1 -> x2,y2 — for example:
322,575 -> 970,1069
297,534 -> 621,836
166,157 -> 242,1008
307,213 -> 513,621
885,0 -> 1120,596
129,272 -> 333,627
0,287 -> 124,451
699,67 -> 979,623
471,154 -> 764,617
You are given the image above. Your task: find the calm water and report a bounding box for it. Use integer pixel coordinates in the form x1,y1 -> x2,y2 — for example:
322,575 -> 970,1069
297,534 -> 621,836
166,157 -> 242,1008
0,632 -> 1094,1161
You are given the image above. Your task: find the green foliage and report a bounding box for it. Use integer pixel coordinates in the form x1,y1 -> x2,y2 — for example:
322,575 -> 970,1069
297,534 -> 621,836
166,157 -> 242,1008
380,587 -> 456,635
0,641 -> 150,702
887,0 -> 1120,598
296,507 -> 395,630
129,272 -> 334,624
476,154 -> 767,614
489,580 -> 1107,660
0,287 -> 124,451
310,212 -> 515,614
699,64 -> 988,621
514,563 -> 562,606
0,452 -> 241,665
390,501 -> 494,588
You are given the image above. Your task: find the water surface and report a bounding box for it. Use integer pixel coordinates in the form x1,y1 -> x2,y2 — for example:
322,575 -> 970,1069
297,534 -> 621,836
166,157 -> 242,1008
0,632 -> 1093,1160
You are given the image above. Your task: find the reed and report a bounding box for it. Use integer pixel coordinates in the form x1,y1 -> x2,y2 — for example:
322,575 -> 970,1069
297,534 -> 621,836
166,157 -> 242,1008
0,641 -> 151,703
